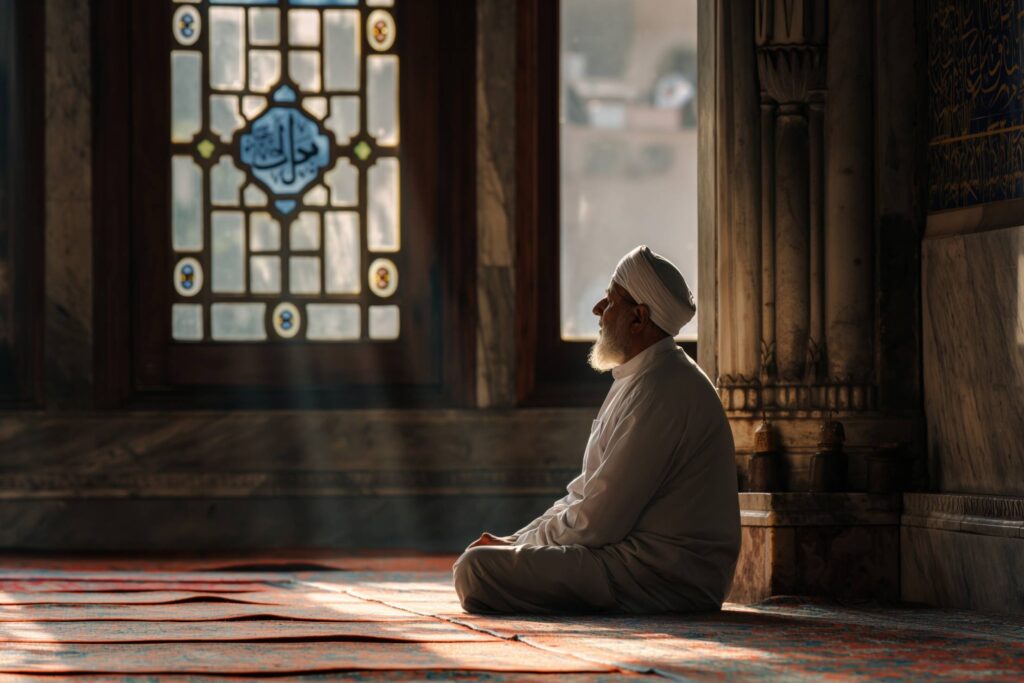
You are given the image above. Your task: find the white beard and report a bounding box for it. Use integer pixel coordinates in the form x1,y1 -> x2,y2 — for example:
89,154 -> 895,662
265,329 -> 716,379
588,324 -> 629,372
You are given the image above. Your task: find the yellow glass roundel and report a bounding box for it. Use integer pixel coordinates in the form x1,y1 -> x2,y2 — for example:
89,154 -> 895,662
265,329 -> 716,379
367,10 -> 396,52
174,257 -> 203,297
368,258 -> 398,298
272,302 -> 301,339
172,5 -> 202,47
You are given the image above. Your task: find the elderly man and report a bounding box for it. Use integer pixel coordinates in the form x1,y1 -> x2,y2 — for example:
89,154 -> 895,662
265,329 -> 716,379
453,245 -> 740,614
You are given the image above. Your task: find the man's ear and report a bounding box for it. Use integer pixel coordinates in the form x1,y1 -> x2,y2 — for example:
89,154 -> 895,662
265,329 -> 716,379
633,303 -> 651,330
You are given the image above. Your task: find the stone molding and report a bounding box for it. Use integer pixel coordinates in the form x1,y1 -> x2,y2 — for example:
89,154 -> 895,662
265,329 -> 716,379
903,493 -> 1024,539
740,492 -> 901,527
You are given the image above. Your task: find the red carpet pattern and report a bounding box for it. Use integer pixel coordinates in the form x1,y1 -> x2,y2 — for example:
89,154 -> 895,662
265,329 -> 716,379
0,556 -> 1020,681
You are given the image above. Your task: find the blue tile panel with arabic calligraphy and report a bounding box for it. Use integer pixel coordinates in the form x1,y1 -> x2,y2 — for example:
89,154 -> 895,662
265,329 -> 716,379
928,0 -> 1024,210
239,106 -> 332,196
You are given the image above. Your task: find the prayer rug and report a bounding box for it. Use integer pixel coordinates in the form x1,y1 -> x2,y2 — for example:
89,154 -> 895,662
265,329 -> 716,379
0,619 -> 498,643
0,602 -> 417,622
0,591 -> 366,606
0,642 -> 615,674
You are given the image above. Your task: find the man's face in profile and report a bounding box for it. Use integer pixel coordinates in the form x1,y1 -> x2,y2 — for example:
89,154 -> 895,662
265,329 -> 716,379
589,283 -> 636,372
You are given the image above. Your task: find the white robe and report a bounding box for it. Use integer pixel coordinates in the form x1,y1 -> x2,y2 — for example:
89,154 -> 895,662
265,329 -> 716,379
454,337 -> 740,613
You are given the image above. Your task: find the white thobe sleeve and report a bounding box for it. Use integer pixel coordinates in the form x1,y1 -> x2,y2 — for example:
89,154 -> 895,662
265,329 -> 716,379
515,389 -> 684,548
511,487 -> 578,541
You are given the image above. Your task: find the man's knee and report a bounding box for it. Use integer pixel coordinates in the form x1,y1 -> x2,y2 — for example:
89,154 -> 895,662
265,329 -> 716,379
452,546 -> 503,612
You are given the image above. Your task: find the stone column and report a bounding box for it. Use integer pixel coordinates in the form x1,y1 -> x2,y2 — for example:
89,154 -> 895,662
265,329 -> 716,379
716,0 -> 762,410
825,0 -> 874,386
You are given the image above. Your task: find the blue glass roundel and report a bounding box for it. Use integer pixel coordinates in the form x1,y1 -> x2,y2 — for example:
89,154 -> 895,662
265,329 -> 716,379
239,103 -> 332,198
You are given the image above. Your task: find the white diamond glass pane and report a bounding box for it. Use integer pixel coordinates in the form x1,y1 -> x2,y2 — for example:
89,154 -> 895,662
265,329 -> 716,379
289,9 -> 320,47
291,212 -> 321,250
290,256 -> 322,295
211,303 -> 267,341
249,50 -> 282,93
325,96 -> 359,144
289,50 -> 322,92
211,156 -> 246,206
325,158 -> 358,207
211,211 -> 246,293
324,10 -> 360,91
367,55 -> 398,145
171,51 -> 202,143
210,95 -> 245,142
250,255 -> 282,294
172,156 -> 203,251
209,7 -> 246,91
367,158 -> 399,251
307,304 -> 360,341
560,0 -> 698,341
249,212 -> 280,251
324,211 -> 360,293
368,305 -> 399,340
248,7 -> 280,46
172,303 -> 204,341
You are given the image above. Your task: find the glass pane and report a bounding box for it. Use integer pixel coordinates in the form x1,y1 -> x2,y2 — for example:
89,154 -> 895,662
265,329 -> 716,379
367,55 -> 399,145
173,5 -> 202,46
289,9 -> 320,47
249,49 -> 282,93
172,303 -> 204,341
211,303 -> 267,341
210,95 -> 245,143
242,95 -> 268,120
303,96 -> 328,119
367,158 -> 399,251
209,7 -> 246,91
366,0 -> 394,6
325,158 -> 358,207
211,211 -> 246,293
211,155 -> 246,206
303,185 -> 329,206
171,51 -> 202,143
290,0 -> 359,5
174,257 -> 204,297
250,255 -> 282,294
325,96 -> 359,144
368,305 -> 399,340
249,211 -> 280,251
289,50 -> 322,92
172,156 -> 203,251
243,184 -> 268,206
324,10 -> 360,91
248,7 -> 280,46
290,256 -> 322,294
560,0 -> 699,340
324,211 -> 360,293
307,303 -> 360,340
272,302 -> 301,338
291,212 -> 321,250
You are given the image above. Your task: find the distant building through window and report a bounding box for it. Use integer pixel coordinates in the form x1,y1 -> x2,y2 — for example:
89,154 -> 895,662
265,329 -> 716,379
559,0 -> 698,341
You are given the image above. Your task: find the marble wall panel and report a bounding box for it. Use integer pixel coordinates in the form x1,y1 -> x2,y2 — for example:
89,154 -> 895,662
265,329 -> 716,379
922,227 -> 1024,495
0,496 -> 556,552
902,525 -> 1024,614
475,0 -> 517,408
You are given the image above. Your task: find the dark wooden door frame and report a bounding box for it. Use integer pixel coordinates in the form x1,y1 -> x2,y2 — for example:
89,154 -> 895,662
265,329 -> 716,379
0,0 -> 44,407
93,0 -> 477,409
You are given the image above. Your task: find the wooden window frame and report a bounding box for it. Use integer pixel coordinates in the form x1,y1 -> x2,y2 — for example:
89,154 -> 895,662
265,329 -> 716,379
515,0 -> 699,406
93,0 -> 477,409
0,0 -> 44,407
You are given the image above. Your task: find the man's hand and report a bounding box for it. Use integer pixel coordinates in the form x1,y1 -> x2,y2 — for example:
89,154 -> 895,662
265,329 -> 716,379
468,532 -> 515,549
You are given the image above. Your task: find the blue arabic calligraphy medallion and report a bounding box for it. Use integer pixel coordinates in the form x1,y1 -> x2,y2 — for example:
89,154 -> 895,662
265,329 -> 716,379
239,105 -> 331,197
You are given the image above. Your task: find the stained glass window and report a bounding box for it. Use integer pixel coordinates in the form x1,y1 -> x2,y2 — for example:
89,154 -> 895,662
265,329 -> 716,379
170,0 -> 401,343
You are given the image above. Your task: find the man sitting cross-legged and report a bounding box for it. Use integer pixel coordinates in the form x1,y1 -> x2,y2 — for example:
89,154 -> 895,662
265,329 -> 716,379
453,245 -> 740,614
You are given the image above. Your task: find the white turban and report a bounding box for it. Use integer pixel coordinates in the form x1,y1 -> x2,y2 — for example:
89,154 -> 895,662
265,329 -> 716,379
611,245 -> 696,336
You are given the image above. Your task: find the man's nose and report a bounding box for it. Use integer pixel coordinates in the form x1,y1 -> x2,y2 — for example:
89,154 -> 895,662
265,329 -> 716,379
593,298 -> 607,316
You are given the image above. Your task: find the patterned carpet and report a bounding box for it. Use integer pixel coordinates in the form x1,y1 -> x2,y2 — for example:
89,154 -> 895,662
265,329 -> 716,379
0,555 -> 1020,681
